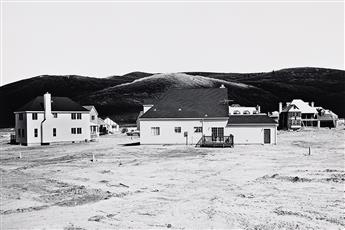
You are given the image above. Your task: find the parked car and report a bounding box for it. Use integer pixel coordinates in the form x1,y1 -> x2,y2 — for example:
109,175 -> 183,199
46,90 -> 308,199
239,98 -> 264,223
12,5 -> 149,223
126,130 -> 140,136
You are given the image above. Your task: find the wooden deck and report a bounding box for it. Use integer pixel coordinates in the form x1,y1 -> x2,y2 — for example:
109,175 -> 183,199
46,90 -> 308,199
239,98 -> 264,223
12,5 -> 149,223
195,135 -> 234,148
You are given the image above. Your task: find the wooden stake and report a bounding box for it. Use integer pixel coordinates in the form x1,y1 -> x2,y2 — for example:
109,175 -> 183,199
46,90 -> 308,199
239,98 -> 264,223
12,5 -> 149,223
19,152 -> 22,159
309,147 -> 311,156
92,154 -> 96,162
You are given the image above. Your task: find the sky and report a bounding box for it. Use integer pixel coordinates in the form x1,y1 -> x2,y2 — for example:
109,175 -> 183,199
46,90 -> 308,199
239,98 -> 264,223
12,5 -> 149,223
1,1 -> 344,86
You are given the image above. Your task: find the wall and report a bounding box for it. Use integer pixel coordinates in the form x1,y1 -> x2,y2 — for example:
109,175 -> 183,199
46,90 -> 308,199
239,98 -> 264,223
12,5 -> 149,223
14,112 -> 28,144
41,112 -> 90,144
15,111 -> 90,145
227,125 -> 277,145
140,119 -> 228,145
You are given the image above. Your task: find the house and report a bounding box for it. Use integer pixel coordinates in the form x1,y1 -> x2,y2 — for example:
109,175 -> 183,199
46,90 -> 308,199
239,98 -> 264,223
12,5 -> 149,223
14,93 -> 91,146
83,105 -> 99,139
139,87 -> 277,146
97,117 -> 107,135
278,99 -> 338,130
103,117 -> 119,133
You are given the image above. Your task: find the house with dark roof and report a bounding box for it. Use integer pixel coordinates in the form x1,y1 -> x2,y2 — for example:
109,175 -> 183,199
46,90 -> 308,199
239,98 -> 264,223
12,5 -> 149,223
139,87 -> 277,146
14,93 -> 92,145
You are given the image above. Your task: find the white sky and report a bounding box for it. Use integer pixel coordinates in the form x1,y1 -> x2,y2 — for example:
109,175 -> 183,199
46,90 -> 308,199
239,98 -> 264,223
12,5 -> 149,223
1,1 -> 344,85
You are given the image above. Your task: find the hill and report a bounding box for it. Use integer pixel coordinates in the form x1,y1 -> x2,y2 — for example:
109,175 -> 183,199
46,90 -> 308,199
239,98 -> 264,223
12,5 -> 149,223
0,67 -> 344,127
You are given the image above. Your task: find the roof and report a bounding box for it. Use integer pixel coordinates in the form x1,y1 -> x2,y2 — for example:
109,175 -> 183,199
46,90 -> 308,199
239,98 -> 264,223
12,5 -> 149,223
227,114 -> 277,125
289,99 -> 317,114
282,104 -> 301,113
140,88 -> 229,119
16,96 -> 88,112
83,105 -> 98,114
97,118 -> 106,125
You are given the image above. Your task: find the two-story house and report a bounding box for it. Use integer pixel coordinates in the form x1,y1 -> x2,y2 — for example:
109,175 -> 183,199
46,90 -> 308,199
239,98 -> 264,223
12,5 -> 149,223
14,93 -> 91,146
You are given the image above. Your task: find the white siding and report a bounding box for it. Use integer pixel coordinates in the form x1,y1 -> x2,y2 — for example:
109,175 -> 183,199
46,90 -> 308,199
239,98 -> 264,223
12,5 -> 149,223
15,111 -> 90,145
140,119 -> 277,145
227,125 -> 277,145
140,119 -> 228,145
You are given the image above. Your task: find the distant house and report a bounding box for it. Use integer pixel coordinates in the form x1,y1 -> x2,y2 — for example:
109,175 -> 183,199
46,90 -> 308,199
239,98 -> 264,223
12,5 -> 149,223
279,99 -> 338,130
104,117 -> 119,133
83,105 -> 99,139
139,87 -> 277,146
97,117 -> 119,134
14,93 -> 91,146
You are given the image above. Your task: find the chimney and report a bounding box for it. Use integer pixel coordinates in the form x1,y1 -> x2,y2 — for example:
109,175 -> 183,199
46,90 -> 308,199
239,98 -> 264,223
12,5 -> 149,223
311,101 -> 314,107
279,102 -> 282,113
220,84 -> 225,88
256,105 -> 261,113
44,92 -> 52,119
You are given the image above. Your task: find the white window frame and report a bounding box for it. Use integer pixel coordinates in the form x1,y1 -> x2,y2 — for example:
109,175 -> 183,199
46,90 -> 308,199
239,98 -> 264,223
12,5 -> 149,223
151,127 -> 160,136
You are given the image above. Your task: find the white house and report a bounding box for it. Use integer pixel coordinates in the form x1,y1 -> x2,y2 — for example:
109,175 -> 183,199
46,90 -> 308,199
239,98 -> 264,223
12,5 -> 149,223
103,117 -> 120,133
14,93 -> 91,146
139,88 -> 277,146
83,105 -> 99,139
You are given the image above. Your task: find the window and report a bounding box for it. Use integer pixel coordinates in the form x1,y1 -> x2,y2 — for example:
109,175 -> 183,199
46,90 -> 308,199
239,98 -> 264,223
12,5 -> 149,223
53,128 -> 56,137
19,113 -> 23,120
174,127 -> 181,133
34,129 -> 38,137
151,127 -> 160,136
18,129 -> 21,137
22,129 -> 25,138
194,127 -> 203,133
71,128 -> 76,134
91,115 -> 95,120
71,113 -> 76,120
53,113 -> 58,118
233,110 -> 241,115
32,113 -> 38,120
77,113 -> 82,119
77,128 -> 82,134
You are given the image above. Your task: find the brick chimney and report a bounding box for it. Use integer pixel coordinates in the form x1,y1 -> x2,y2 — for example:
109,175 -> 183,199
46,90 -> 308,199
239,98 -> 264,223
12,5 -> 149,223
44,92 -> 52,119
310,101 -> 314,107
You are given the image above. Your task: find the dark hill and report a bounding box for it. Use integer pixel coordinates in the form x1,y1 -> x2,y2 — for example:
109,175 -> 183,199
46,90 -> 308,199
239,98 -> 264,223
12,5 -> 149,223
0,67 -> 344,127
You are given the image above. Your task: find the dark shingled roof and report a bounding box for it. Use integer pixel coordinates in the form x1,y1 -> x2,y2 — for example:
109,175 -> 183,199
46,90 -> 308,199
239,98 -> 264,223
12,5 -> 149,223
227,115 -> 277,125
16,96 -> 88,112
140,88 -> 229,119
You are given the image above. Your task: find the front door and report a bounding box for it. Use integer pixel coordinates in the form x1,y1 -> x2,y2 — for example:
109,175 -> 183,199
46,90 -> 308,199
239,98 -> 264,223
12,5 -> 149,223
211,127 -> 224,142
264,129 -> 271,144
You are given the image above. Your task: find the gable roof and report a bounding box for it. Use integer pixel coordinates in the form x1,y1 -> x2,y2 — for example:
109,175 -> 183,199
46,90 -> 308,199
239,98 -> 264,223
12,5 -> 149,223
83,105 -> 98,115
282,104 -> 301,112
227,114 -> 277,125
289,99 -> 317,114
140,88 -> 229,119
16,96 -> 88,112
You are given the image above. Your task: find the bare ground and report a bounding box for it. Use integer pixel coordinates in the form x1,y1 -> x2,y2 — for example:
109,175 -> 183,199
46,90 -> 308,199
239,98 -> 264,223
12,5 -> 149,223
0,128 -> 344,229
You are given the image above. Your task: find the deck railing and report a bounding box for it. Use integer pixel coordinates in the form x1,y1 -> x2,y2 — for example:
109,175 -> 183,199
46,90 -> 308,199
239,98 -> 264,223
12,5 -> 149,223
195,135 -> 234,148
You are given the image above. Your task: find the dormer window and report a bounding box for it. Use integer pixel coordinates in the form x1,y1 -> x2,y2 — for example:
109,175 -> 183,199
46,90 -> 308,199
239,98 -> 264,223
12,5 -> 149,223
243,110 -> 250,115
233,110 -> 241,115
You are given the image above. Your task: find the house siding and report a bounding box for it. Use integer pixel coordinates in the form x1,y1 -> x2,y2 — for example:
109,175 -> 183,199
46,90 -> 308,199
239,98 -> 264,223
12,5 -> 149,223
227,125 -> 277,145
140,119 -> 228,145
15,111 -> 90,146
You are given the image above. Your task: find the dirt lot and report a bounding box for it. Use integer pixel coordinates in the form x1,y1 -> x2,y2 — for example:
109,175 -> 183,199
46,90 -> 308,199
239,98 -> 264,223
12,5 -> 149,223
0,128 -> 344,229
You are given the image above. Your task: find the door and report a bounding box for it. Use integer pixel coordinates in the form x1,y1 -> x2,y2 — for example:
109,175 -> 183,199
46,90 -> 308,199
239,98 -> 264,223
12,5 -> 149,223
264,129 -> 271,144
211,127 -> 224,142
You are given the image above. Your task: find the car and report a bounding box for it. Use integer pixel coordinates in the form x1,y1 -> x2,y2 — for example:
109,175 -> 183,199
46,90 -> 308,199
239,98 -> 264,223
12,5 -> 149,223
126,130 -> 140,136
